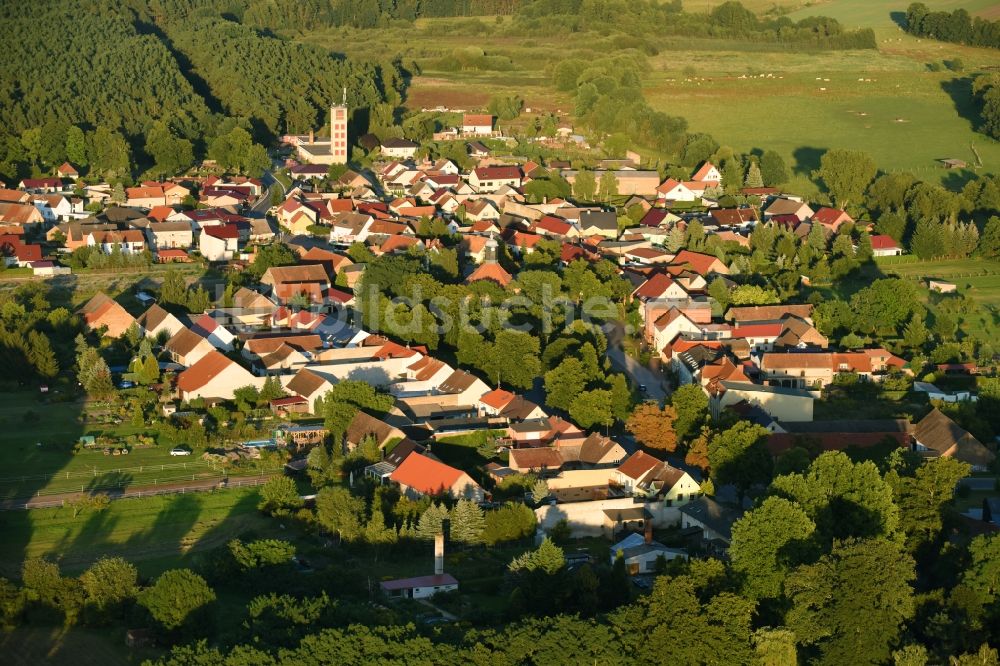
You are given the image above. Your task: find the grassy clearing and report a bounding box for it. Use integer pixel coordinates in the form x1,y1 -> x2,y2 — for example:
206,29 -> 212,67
0,487 -> 268,577
876,256 -> 1000,339
0,263 -> 216,311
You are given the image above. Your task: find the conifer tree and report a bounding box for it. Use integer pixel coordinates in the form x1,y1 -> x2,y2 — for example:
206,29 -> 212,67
450,499 -> 486,545
416,503 -> 449,541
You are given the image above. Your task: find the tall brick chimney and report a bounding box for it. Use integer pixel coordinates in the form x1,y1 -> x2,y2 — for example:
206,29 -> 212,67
434,532 -> 444,575
644,519 -> 653,545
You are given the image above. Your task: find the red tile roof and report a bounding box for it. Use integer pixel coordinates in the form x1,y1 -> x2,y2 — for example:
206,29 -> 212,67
870,234 -> 899,250
671,250 -> 723,276
176,351 -> 234,393
389,453 -> 466,495
617,450 -> 662,481
691,161 -> 719,183
473,166 -> 522,181
535,215 -> 572,235
463,114 -> 493,128
480,388 -> 515,410
730,323 -> 783,339
466,262 -> 512,287
633,273 -> 677,300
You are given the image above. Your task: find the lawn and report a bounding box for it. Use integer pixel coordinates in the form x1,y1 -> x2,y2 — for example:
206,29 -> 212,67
0,486 -> 270,577
430,430 -> 508,484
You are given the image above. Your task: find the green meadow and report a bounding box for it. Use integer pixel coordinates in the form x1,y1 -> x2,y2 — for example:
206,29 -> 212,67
0,487 -> 269,578
292,1 -> 1000,192
876,256 -> 1000,339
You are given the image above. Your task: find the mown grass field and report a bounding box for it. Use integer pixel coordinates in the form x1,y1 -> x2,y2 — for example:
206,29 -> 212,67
0,487 -> 269,577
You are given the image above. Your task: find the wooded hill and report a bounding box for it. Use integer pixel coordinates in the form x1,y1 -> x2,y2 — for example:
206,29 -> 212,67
0,0 -> 407,183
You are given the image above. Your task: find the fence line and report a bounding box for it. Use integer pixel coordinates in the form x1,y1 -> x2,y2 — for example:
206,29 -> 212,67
1,475 -> 276,511
0,460 -> 214,485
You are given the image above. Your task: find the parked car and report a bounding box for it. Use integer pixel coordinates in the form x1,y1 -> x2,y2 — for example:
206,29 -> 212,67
118,380 -> 136,389
170,447 -> 191,456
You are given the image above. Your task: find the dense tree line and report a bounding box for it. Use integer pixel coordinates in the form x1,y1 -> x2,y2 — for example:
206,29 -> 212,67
906,2 -> 1000,50
517,0 -> 877,50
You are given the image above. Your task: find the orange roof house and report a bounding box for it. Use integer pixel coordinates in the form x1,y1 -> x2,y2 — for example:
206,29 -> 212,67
670,250 -> 729,276
389,453 -> 484,501
77,293 -> 136,338
176,350 -> 258,401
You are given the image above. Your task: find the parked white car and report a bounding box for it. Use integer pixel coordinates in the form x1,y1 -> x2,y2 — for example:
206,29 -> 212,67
170,447 -> 191,456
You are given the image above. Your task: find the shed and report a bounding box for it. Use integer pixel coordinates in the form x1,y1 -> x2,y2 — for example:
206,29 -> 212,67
939,158 -> 967,169
380,573 -> 458,599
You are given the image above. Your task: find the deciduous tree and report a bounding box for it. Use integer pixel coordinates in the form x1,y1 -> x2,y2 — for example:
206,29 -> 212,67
139,569 -> 216,632
626,402 -> 679,452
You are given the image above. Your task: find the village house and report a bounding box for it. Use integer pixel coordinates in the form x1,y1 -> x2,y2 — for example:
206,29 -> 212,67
199,223 -> 240,261
380,138 -> 421,159
763,197 -> 814,222
461,114 -> 494,136
811,207 -> 853,232
136,303 -> 185,340
712,381 -> 815,423
146,221 -> 194,249
389,452 -> 485,501
344,411 -> 405,452
176,350 -> 263,402
191,313 -> 237,351
469,166 -> 522,193
0,202 -> 45,229
126,186 -> 167,209
18,177 -> 64,194
912,408 -> 996,472
870,234 -> 903,256
610,531 -> 687,575
679,497 -> 743,552
87,229 -> 146,254
282,368 -> 334,414
77,293 -> 136,338
165,327 -> 216,367
758,348 -> 907,389
578,210 -> 619,239
260,264 -> 331,304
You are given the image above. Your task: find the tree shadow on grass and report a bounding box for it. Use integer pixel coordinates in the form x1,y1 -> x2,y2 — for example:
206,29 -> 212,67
940,77 -> 981,130
889,11 -> 907,30
792,146 -> 826,178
